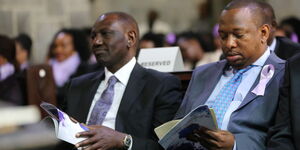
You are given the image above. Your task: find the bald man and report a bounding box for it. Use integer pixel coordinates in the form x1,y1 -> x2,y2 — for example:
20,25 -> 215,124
59,12 -> 182,150
261,2 -> 300,60
174,0 -> 285,149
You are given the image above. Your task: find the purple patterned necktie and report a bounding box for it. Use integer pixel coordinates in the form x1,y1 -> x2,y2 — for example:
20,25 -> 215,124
88,76 -> 118,125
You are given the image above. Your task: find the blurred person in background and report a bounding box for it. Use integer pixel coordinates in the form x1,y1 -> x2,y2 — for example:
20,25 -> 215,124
210,24 -> 224,60
14,33 -> 33,105
139,9 -> 172,36
176,32 -> 214,70
48,28 -> 94,106
139,32 -> 165,49
279,17 -> 300,43
0,34 -> 24,105
261,3 -> 300,60
15,33 -> 32,72
190,0 -> 213,35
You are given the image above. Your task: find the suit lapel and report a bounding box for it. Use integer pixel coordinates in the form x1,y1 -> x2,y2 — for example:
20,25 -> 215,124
115,64 -> 146,131
236,53 -> 284,111
77,71 -> 104,123
192,60 -> 227,108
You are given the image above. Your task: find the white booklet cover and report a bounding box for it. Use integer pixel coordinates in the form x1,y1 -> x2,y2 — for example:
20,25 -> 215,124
40,102 -> 88,145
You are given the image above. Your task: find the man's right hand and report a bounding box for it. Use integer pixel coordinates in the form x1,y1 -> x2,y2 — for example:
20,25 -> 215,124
75,125 -> 127,150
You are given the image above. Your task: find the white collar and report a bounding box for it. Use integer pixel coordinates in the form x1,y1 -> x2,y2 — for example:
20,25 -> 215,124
252,47 -> 271,67
269,38 -> 277,52
104,57 -> 136,86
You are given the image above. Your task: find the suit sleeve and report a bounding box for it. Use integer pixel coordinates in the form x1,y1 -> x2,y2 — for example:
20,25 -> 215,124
267,60 -> 295,150
131,74 -> 183,150
174,70 -> 197,119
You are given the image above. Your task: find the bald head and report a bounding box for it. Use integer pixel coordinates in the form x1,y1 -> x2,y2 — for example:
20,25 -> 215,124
91,12 -> 140,73
97,12 -> 140,47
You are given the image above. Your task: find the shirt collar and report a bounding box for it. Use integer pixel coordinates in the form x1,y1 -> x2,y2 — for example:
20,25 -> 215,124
104,57 -> 136,86
224,47 -> 270,75
269,38 -> 277,52
252,47 -> 270,67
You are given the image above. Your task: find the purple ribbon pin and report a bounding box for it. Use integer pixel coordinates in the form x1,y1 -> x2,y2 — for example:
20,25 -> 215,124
251,64 -> 275,96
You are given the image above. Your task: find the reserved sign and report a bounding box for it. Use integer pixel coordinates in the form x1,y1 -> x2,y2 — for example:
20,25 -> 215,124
138,47 -> 185,72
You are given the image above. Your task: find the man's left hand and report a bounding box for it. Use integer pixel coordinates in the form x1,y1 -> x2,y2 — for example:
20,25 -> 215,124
191,128 -> 235,150
75,125 -> 126,150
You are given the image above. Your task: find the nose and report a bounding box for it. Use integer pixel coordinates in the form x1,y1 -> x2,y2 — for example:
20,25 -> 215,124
92,34 -> 103,45
224,35 -> 237,49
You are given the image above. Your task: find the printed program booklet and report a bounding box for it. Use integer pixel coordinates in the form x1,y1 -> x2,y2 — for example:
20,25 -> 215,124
40,102 -> 88,145
154,105 -> 217,150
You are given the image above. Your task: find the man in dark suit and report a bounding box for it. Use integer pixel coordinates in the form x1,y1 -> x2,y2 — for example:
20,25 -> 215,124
261,2 -> 300,60
174,0 -> 285,149
267,53 -> 300,150
61,12 -> 182,150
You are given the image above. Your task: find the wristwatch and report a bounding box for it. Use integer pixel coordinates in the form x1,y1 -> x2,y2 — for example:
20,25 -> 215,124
123,134 -> 132,149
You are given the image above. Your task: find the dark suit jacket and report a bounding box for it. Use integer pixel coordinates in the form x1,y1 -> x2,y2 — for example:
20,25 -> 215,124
0,74 -> 24,105
56,62 -> 104,108
61,63 -> 183,150
175,53 -> 285,149
267,53 -> 300,150
274,36 -> 300,60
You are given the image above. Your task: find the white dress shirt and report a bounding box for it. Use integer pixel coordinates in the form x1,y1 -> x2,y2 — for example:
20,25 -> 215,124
269,38 -> 277,52
85,57 -> 136,150
86,57 -> 136,129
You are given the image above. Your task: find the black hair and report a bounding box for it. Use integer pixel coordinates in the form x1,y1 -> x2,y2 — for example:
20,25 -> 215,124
0,34 -> 16,63
51,28 -> 91,62
224,0 -> 268,26
15,33 -> 32,58
140,32 -> 165,47
177,32 -> 211,52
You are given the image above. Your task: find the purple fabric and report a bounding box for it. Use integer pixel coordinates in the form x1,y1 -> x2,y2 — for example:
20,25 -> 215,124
291,32 -> 299,43
88,76 -> 118,125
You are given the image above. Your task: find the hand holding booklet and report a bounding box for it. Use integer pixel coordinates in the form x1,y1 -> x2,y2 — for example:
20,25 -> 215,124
40,102 -> 88,145
154,105 -> 217,150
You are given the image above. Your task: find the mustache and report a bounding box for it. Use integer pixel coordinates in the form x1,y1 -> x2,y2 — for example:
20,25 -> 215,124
224,50 -> 240,56
92,45 -> 107,51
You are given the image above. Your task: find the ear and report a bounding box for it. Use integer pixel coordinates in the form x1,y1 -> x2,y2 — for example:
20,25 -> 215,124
260,24 -> 270,44
127,30 -> 137,48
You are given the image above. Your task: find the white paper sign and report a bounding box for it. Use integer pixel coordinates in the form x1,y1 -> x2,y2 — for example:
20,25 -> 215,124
137,47 -> 185,72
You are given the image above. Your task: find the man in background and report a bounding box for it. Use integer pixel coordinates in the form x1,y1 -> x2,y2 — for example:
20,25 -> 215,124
261,2 -> 300,60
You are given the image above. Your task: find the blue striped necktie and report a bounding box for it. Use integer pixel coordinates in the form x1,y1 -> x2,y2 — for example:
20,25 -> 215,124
207,65 -> 253,127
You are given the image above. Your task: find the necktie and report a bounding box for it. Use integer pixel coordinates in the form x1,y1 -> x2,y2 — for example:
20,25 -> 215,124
88,76 -> 118,125
207,65 -> 253,127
